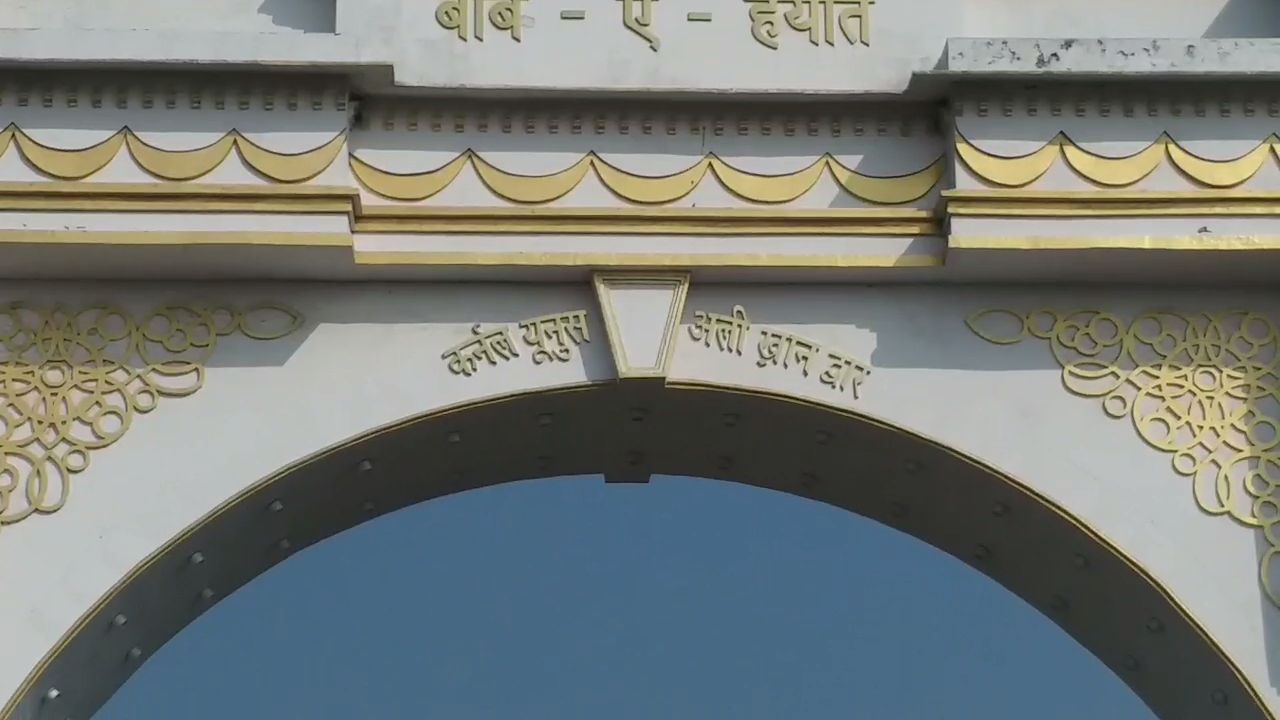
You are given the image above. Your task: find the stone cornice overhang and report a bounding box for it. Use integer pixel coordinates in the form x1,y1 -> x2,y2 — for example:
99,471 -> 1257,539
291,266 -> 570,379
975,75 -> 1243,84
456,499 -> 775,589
0,29 -> 396,92
3,31 -> 1278,100
911,38 -> 1280,94
1,34 -> 1279,283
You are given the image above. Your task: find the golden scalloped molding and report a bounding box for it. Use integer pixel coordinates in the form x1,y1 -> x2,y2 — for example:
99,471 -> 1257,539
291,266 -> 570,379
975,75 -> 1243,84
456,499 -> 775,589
350,151 -> 944,205
0,303 -> 302,526
0,125 -> 347,183
956,131 -> 1280,189
967,308 -> 1280,607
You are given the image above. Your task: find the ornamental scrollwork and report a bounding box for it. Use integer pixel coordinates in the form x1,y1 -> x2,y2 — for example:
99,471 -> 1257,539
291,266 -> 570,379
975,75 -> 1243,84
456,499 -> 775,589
967,309 -> 1280,606
0,303 -> 302,527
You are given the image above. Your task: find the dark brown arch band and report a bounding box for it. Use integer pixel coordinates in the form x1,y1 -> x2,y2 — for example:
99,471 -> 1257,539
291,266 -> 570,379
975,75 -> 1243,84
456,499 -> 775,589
4,381 -> 1270,720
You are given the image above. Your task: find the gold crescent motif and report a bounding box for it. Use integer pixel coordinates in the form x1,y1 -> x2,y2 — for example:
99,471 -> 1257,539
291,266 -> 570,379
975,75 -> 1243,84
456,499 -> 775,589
0,123 -> 942,206
592,155 -> 711,204
1168,139 -> 1274,188
349,150 -> 945,206
1061,137 -> 1166,186
955,134 -> 1061,187
958,131 -> 1280,189
708,155 -> 829,204
12,129 -> 126,180
828,156 -> 944,204
234,131 -> 347,184
0,125 -> 347,184
472,153 -> 595,204
349,152 -> 472,201
126,132 -> 237,181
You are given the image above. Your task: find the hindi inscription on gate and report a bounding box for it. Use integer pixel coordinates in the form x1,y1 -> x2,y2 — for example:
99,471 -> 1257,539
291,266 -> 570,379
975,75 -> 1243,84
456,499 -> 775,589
688,305 -> 871,399
432,0 -> 874,49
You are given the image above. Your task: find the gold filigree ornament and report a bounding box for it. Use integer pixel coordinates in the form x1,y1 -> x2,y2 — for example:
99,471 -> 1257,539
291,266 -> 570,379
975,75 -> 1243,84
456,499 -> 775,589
0,303 -> 302,526
967,308 -> 1280,605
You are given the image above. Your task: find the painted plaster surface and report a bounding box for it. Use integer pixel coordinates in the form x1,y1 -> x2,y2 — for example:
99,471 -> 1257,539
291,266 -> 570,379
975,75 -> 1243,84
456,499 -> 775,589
1,0 -> 337,33
0,283 -> 1276,717
1,0 -> 1275,94
944,37 -> 1280,76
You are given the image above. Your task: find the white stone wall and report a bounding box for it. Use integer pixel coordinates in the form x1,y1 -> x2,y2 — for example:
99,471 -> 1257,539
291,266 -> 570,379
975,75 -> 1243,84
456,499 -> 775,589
0,282 -> 1274,717
0,0 -> 336,33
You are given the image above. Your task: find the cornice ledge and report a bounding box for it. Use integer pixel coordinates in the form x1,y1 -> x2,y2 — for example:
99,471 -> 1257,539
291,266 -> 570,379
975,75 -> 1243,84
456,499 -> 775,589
0,28 -> 394,85
928,38 -> 1280,80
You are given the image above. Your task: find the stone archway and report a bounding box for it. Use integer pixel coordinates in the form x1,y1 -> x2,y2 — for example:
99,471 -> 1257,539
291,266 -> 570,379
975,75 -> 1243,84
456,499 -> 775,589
4,382 -> 1266,720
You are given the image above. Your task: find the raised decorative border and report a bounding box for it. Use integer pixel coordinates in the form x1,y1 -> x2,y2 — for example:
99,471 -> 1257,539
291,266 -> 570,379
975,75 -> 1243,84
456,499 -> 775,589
6,383 -> 1271,720
0,182 -> 941,242
355,206 -> 937,236
950,235 -> 1280,252
593,272 -> 690,379
946,189 -> 1280,218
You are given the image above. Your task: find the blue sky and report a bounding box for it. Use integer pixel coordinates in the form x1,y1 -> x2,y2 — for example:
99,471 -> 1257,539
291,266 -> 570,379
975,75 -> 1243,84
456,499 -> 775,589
97,476 -> 1152,719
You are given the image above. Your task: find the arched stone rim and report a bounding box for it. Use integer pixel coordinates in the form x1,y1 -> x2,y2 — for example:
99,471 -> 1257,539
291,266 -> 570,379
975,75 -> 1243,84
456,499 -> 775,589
7,380 -> 1271,720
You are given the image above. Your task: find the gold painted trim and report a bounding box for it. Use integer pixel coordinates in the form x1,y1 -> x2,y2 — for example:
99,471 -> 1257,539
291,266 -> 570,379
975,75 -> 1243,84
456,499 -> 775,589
0,187 -> 940,238
944,189 -> 1280,218
0,230 -> 352,247
356,206 -> 937,235
950,235 -> 1280,251
11,129 -> 126,181
956,131 -> 1280,189
350,150 -> 944,206
0,182 -> 360,216
949,201 -> 1280,218
0,125 -> 347,184
353,250 -> 942,269
0,182 -> 358,199
355,207 -> 936,236
945,189 -> 1280,201
0,198 -> 355,215
2,381 -> 1270,720
593,272 -> 690,379
0,185 -> 942,239
360,206 -> 933,219
125,133 -> 236,181
949,205 -> 1280,218
664,380 -> 1274,720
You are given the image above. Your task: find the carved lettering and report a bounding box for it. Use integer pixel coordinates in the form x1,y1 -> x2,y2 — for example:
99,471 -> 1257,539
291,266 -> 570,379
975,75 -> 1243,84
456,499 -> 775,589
519,310 -> 591,364
436,0 -> 525,42
689,305 -> 751,355
431,0 -> 874,49
444,311 -> 591,376
619,0 -> 661,50
756,327 -> 818,376
442,323 -> 521,377
744,0 -> 872,49
819,350 -> 871,398
689,304 -> 871,400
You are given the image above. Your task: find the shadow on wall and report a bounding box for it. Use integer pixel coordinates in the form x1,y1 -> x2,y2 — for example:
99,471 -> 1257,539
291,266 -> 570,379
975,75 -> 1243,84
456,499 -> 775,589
1256,532 -> 1280,697
1204,0 -> 1280,37
257,0 -> 336,32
